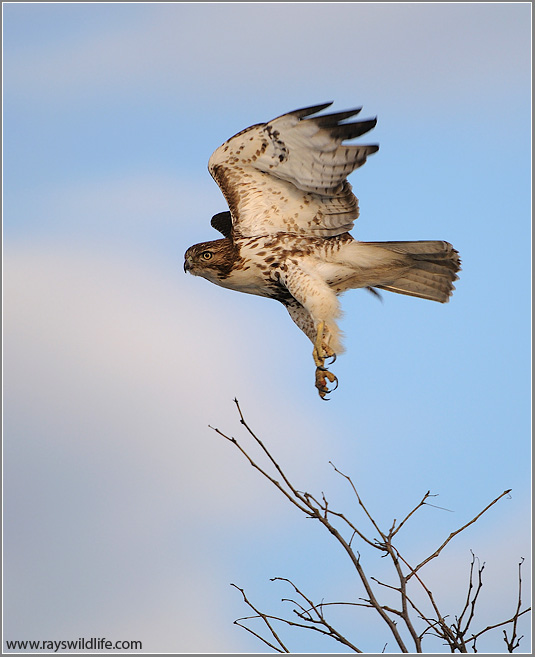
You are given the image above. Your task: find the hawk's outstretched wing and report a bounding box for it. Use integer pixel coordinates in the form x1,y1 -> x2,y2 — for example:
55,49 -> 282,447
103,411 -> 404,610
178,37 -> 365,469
208,103 -> 379,239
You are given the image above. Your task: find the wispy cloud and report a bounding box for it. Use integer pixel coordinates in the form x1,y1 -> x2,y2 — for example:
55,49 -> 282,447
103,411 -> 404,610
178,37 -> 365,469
5,4 -> 530,111
4,173 -> 222,244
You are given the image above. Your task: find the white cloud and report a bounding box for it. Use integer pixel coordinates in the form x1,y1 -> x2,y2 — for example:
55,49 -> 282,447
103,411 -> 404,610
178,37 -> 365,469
3,244 -> 330,505
3,244 -> 337,650
20,173 -> 219,234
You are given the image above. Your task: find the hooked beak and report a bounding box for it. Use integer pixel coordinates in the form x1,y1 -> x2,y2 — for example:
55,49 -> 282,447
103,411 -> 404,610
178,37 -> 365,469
184,255 -> 192,273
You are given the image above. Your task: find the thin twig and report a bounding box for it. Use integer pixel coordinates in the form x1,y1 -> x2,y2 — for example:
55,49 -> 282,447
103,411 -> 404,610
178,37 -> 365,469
209,424 -> 311,516
390,491 -> 431,538
467,608 -> 531,646
502,557 -> 526,652
231,583 -> 290,653
457,552 -> 485,640
272,577 -> 363,652
406,489 -> 512,580
329,461 -> 387,542
300,489 -> 378,550
468,557 -> 530,651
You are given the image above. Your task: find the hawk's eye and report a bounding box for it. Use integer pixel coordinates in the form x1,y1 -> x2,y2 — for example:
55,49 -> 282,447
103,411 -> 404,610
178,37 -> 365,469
201,251 -> 213,261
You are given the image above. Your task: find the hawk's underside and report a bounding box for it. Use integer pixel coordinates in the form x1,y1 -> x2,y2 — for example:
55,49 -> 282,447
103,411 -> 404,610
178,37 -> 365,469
184,103 -> 461,399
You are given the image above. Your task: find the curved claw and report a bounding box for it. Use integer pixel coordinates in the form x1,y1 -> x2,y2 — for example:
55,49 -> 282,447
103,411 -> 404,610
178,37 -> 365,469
326,352 -> 337,366
315,367 -> 339,401
329,372 -> 339,391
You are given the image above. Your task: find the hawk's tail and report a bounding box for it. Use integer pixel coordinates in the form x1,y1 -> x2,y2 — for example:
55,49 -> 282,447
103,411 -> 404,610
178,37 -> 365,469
364,240 -> 461,303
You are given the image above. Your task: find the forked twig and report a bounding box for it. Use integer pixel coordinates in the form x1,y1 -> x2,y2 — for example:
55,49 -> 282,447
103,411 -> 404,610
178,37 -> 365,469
406,489 -> 512,581
231,583 -> 290,653
502,557 -> 527,652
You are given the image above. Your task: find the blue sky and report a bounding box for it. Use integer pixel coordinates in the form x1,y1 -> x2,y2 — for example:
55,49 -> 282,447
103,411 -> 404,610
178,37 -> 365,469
3,2 -> 531,653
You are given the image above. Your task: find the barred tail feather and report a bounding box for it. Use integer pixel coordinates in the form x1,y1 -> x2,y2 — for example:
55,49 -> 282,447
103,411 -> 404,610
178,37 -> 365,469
366,240 -> 461,303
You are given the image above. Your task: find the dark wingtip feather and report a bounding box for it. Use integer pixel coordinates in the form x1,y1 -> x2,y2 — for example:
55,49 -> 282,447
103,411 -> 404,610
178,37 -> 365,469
287,102 -> 333,119
311,107 -> 363,127
280,105 -> 379,145
329,117 -> 377,141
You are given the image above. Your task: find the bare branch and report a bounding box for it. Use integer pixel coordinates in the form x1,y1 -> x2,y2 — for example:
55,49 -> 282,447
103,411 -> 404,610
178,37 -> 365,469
406,489 -> 512,580
383,544 -> 460,650
231,583 -> 290,653
467,608 -> 531,646
209,423 -> 312,516
217,403 -> 530,654
502,557 -> 527,652
216,405 -> 410,651
389,491 -> 431,538
233,619 -> 288,654
271,577 -> 363,652
328,461 -> 387,542
456,551 -> 485,638
232,576 -> 366,652
233,398 -> 304,501
301,489 -> 378,550
466,558 -> 531,652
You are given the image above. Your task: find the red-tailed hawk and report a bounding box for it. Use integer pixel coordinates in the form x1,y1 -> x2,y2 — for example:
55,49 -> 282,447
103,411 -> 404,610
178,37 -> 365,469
184,103 -> 460,399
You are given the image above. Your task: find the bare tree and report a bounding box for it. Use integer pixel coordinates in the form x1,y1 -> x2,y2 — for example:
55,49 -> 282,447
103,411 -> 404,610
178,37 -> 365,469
211,399 -> 531,654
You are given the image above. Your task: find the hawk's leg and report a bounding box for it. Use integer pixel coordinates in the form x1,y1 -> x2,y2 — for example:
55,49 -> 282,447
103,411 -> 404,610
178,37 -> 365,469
313,321 -> 338,400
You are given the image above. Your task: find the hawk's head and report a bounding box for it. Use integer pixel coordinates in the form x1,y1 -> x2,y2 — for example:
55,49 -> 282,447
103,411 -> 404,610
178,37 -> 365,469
184,238 -> 239,282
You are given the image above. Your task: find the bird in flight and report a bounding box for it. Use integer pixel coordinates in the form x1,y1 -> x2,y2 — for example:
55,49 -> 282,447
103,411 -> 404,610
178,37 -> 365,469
184,103 -> 460,399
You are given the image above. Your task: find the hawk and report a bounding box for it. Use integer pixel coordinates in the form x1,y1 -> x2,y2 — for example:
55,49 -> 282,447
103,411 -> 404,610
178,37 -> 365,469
184,103 -> 460,399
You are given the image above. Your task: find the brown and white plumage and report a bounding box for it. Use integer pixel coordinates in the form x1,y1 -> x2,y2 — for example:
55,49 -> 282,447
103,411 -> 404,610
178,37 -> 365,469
208,102 -> 378,238
184,103 -> 461,399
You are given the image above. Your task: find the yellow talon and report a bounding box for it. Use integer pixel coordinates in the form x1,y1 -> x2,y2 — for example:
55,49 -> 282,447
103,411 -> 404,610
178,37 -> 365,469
312,322 -> 338,399
313,321 -> 326,367
315,367 -> 338,400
